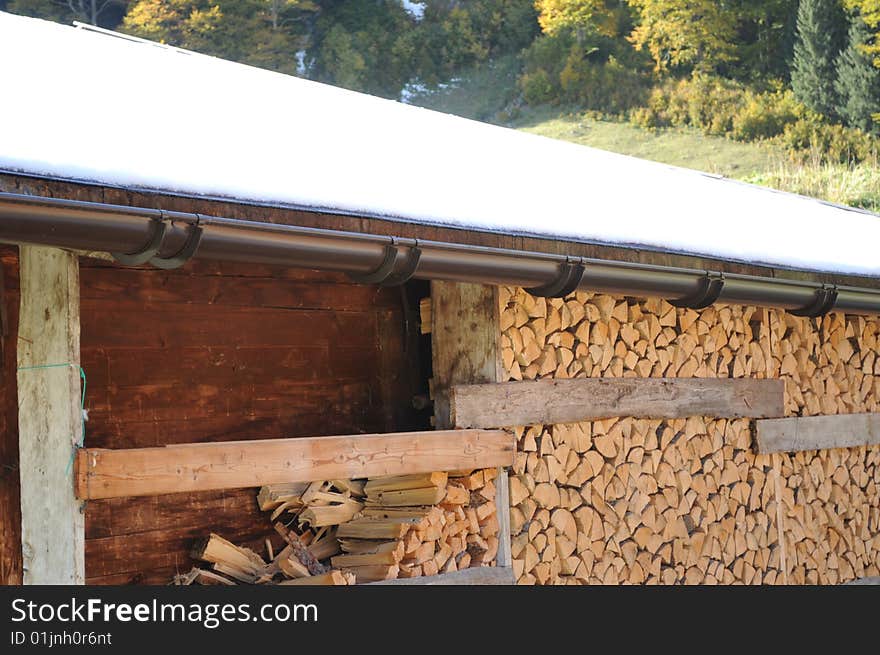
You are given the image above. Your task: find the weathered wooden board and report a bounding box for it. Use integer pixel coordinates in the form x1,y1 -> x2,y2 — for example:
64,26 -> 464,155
76,429 -> 514,500
0,247 -> 22,584
451,377 -> 786,428
369,566 -> 515,585
17,246 -> 84,584
755,413 -> 880,454
431,282 -> 503,429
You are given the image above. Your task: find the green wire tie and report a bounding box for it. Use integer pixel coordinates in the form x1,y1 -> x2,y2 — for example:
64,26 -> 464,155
16,363 -> 87,476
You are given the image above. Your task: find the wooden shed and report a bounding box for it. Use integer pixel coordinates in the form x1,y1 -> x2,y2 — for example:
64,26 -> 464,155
1,13 -> 879,586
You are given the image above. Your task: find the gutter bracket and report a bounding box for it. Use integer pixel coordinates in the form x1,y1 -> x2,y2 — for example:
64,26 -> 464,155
791,285 -> 838,318
149,221 -> 204,270
110,215 -> 168,266
349,241 -> 421,286
670,272 -> 725,309
527,259 -> 585,298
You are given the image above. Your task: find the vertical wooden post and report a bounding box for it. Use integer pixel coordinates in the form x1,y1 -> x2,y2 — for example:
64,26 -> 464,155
16,247 -> 84,584
431,281 -> 512,569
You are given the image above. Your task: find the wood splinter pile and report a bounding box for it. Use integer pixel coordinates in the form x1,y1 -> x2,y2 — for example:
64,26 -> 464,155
174,468 -> 500,585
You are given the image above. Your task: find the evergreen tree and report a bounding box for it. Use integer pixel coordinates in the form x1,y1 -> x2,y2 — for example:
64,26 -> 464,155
791,0 -> 847,116
835,13 -> 880,131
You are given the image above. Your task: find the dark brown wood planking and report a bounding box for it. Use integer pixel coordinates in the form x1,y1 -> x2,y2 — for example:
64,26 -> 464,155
0,246 -> 21,584
78,255 -> 420,584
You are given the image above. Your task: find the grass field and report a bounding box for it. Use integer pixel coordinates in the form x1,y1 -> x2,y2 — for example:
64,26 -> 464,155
407,63 -> 880,214
512,107 -> 783,179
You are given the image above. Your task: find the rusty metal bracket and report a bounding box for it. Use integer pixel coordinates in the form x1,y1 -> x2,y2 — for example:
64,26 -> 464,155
670,272 -> 725,309
111,215 -> 168,266
791,285 -> 838,318
149,222 -> 204,270
527,259 -> 584,298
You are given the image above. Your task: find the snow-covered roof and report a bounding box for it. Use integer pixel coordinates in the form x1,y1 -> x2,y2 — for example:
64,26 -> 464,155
1,11 -> 879,278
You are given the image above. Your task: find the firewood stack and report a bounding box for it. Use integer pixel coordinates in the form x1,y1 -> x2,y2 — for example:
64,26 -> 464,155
497,286 -> 880,585
174,468 -> 501,585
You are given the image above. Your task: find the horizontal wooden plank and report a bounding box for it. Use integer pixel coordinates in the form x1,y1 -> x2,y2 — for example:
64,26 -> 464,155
82,345 -> 376,388
76,430 -> 514,500
80,266 -> 399,311
80,300 -> 378,349
86,412 -> 391,449
369,566 -> 515,585
755,413 -> 880,454
450,378 -> 785,428
85,489 -> 260,539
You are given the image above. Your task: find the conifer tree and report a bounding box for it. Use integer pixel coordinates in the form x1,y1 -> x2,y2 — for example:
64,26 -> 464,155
835,13 -> 880,132
791,0 -> 847,116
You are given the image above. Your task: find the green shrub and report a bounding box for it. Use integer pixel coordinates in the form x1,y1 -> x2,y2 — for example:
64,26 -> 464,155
633,75 -> 745,135
680,75 -> 745,135
519,30 -> 647,113
520,69 -> 557,105
731,90 -> 802,141
559,55 -> 648,113
628,105 -> 666,129
778,116 -> 878,163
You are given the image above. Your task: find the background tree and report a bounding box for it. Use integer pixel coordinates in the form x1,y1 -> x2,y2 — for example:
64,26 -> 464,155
122,0 -> 312,74
8,0 -> 128,27
845,1 -> 880,65
729,0 -> 798,81
535,0 -> 605,39
627,0 -> 738,72
835,11 -> 880,131
307,0 -> 413,96
791,0 -> 847,116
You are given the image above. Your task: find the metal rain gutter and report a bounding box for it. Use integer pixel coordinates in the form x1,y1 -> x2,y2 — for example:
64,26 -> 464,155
1,191 -> 879,317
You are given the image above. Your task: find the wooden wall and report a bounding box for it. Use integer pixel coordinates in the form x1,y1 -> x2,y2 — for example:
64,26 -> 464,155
79,258 -> 421,584
0,246 -> 21,584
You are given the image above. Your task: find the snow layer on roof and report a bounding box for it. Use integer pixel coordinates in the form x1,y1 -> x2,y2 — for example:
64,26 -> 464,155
1,12 -> 879,277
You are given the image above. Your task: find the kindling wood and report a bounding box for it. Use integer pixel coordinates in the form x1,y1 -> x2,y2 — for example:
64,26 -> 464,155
755,413 -> 880,454
75,429 -> 514,500
16,246 -> 84,584
450,378 -> 785,428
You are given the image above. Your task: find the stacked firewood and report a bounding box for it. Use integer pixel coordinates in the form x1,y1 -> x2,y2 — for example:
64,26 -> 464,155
768,310 -> 880,584
498,286 -> 880,585
174,468 -> 500,585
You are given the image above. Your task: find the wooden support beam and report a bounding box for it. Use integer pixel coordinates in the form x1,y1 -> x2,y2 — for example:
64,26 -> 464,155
16,246 -> 84,584
430,282 -> 513,572
431,282 -> 504,429
450,378 -> 785,428
369,566 -> 515,585
755,413 -> 880,454
75,429 -> 514,500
